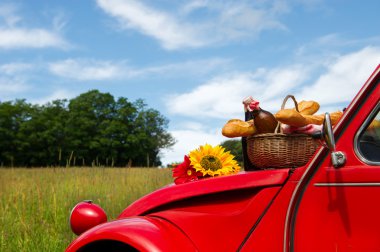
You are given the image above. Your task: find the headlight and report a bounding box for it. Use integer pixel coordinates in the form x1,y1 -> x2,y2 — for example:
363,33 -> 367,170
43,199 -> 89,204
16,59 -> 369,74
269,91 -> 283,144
69,200 -> 107,235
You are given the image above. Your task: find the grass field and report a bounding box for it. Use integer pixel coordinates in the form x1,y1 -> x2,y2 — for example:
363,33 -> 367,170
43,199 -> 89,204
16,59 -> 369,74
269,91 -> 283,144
0,167 -> 173,252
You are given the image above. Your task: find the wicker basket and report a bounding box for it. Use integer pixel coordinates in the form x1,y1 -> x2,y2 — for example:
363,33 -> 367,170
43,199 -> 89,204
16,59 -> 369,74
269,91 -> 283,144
246,95 -> 320,169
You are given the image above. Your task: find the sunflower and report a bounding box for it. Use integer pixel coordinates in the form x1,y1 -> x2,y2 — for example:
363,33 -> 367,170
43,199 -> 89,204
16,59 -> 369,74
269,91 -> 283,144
189,144 -> 240,177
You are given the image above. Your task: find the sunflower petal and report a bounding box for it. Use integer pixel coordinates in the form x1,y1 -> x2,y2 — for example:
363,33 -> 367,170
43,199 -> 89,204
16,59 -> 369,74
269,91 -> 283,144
188,144 -> 240,177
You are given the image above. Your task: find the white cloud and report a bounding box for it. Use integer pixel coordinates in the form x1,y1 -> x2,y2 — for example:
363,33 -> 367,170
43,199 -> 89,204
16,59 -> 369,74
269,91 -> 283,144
295,46 -> 380,110
129,58 -> 230,78
0,82 -> 29,94
49,58 -> 230,81
97,0 -> 202,50
0,61 -> 33,100
295,33 -> 380,59
160,128 -> 226,166
257,65 -> 311,100
0,4 -> 70,50
166,46 -> 380,121
0,77 -> 30,99
176,121 -> 206,131
0,3 -> 21,27
294,0 -> 326,9
49,59 -> 125,81
0,62 -> 32,74
166,73 -> 256,119
0,28 -> 69,50
51,10 -> 69,32
181,0 -> 209,14
165,65 -> 309,119
96,0 -> 287,50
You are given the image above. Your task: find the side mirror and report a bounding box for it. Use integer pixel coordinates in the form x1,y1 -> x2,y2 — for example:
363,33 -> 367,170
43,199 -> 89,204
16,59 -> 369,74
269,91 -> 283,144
322,113 -> 336,151
322,113 -> 346,168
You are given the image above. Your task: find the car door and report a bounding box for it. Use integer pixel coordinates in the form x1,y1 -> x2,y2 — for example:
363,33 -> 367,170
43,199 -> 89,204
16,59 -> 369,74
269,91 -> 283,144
289,69 -> 380,251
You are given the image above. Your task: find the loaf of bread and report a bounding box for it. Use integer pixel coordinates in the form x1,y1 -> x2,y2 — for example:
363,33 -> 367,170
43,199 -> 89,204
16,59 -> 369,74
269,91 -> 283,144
222,119 -> 257,138
275,110 -> 343,127
296,100 -> 320,115
275,109 -> 308,127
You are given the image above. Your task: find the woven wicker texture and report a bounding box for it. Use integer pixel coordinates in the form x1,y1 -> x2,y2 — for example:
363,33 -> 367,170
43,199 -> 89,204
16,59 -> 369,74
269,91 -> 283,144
246,95 -> 320,169
247,133 -> 319,168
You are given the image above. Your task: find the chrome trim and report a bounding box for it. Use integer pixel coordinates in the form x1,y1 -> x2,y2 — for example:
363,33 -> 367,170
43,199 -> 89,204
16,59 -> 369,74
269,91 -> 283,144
283,67 -> 380,252
354,102 -> 380,166
314,182 -> 380,187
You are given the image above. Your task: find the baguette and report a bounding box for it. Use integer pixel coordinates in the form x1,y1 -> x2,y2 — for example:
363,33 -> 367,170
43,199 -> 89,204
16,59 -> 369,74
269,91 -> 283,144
296,100 -> 320,115
222,119 -> 257,138
275,110 -> 343,127
275,109 -> 308,127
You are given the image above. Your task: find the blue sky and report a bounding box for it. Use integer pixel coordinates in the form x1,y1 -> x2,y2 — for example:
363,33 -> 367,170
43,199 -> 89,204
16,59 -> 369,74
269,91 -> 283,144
1,0 -> 379,166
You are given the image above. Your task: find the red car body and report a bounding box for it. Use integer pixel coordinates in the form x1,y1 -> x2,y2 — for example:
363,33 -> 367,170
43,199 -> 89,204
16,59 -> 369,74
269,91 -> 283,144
66,65 -> 380,252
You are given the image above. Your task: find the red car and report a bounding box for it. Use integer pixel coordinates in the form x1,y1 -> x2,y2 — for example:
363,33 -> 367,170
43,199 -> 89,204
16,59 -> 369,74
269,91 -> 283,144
66,65 -> 380,252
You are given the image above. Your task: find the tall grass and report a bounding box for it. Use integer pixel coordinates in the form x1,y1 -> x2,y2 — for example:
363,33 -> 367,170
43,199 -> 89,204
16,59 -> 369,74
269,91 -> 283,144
0,167 -> 173,252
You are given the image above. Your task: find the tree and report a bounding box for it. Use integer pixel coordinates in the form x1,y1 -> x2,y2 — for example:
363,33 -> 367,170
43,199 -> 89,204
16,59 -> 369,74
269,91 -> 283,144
0,100 -> 33,166
66,90 -> 116,166
0,90 -> 175,167
21,100 -> 68,166
64,90 -> 175,167
100,97 -> 137,166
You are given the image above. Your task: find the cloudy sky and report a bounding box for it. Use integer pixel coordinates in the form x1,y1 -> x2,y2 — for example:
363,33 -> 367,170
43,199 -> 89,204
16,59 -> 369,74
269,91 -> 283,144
1,0 -> 379,165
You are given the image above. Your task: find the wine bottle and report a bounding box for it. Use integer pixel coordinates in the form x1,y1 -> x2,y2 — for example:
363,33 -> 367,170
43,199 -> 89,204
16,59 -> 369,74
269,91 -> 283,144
248,100 -> 277,134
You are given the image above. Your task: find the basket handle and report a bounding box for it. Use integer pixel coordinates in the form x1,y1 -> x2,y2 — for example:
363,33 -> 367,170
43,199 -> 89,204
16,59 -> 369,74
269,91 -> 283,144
275,95 -> 299,134
281,95 -> 299,111
275,122 -> 281,133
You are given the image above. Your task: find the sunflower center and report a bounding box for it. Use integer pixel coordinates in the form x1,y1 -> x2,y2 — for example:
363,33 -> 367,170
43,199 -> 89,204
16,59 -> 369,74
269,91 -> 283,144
200,155 -> 222,171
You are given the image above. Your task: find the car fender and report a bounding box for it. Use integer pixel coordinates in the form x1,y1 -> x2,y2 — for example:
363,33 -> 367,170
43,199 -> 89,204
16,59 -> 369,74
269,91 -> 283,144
65,216 -> 197,252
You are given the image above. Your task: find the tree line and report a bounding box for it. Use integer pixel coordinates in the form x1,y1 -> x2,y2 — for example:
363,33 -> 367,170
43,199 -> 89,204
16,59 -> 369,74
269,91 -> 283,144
0,90 -> 175,167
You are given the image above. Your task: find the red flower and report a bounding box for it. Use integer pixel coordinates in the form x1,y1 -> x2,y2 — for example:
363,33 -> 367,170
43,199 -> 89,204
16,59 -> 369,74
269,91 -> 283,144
172,155 -> 203,185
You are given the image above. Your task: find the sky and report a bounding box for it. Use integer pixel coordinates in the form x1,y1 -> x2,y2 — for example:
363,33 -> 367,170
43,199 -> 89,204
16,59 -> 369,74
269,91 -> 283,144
0,0 -> 380,166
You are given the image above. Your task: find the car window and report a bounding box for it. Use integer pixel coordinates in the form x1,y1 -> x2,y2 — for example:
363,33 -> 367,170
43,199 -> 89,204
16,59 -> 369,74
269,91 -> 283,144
357,103 -> 380,163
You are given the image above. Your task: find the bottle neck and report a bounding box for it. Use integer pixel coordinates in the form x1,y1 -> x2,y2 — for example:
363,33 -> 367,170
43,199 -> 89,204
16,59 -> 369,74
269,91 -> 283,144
251,109 -> 261,116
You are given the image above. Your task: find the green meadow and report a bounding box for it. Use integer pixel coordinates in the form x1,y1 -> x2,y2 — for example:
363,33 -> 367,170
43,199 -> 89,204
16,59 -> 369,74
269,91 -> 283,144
0,167 -> 173,252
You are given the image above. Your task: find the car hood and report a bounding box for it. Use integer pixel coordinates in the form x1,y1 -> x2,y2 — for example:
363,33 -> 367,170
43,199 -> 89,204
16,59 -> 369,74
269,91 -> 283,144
118,168 -> 290,218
